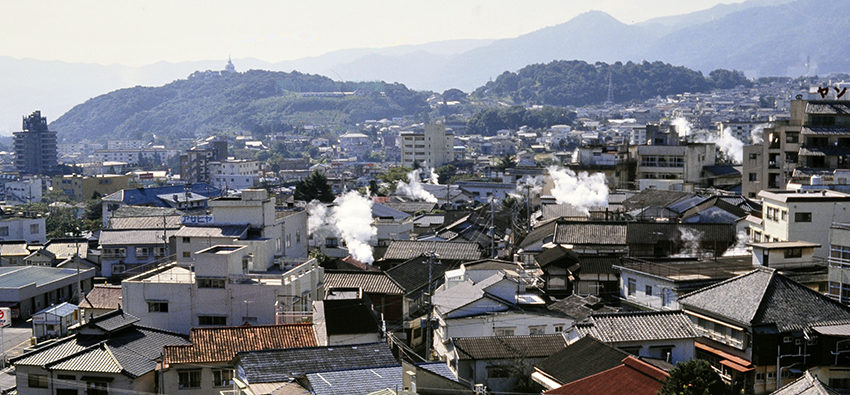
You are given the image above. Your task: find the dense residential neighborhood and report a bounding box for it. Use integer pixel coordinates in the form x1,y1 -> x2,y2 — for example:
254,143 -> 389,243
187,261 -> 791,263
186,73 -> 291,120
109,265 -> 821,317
4,9 -> 850,393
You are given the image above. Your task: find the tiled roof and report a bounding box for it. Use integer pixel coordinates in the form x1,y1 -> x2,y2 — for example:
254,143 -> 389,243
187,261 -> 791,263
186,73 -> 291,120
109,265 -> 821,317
102,184 -> 220,206
307,366 -> 402,395
89,309 -> 140,332
703,165 -> 740,176
381,240 -> 482,261
541,203 -> 592,221
544,356 -> 667,395
79,284 -> 122,310
772,371 -> 842,395
415,362 -> 458,382
385,256 -> 452,294
235,342 -> 398,383
547,294 -> 619,321
464,259 -> 521,272
111,206 -> 181,218
13,325 -> 189,379
572,311 -> 699,343
553,222 -> 628,245
535,336 -> 630,385
622,190 -> 694,211
99,229 -> 172,245
534,246 -> 579,268
452,334 -> 567,360
578,256 -> 619,275
382,202 -> 436,214
679,267 -> 850,332
371,203 -> 410,220
625,223 -> 736,244
799,146 -> 850,157
108,215 -> 183,230
801,126 -> 850,136
519,220 -> 558,250
43,239 -> 89,259
324,271 -> 404,295
163,324 -> 317,365
173,224 -> 250,238
0,241 -> 30,256
806,101 -> 850,115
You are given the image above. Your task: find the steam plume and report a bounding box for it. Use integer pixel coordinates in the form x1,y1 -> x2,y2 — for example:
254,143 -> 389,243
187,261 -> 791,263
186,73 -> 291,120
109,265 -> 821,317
331,191 -> 377,264
428,168 -> 440,185
397,169 -> 438,203
547,167 -> 608,214
671,227 -> 704,258
722,230 -> 751,257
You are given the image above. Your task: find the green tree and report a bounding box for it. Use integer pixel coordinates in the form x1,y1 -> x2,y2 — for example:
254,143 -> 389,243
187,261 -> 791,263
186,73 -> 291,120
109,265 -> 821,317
659,359 -> 728,395
434,164 -> 457,184
294,171 -> 335,203
378,166 -> 413,184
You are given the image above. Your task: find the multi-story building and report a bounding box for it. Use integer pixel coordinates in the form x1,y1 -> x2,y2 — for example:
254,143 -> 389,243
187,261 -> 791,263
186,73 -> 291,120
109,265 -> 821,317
209,158 -> 260,191
828,223 -> 850,304
180,144 -> 227,184
634,143 -> 716,191
742,96 -> 850,198
747,189 -> 850,258
13,111 -> 58,176
0,210 -> 46,244
400,123 -> 453,168
339,132 -> 372,159
92,147 -> 178,166
52,174 -> 133,201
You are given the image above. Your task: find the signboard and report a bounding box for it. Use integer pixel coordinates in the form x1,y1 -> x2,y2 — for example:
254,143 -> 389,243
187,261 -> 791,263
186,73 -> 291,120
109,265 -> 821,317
0,308 -> 11,327
139,173 -> 154,180
181,215 -> 215,225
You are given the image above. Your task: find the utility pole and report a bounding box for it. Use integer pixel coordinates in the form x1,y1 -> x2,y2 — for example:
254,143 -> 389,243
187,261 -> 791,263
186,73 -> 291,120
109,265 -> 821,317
424,242 -> 440,361
525,182 -> 532,233
490,197 -> 496,259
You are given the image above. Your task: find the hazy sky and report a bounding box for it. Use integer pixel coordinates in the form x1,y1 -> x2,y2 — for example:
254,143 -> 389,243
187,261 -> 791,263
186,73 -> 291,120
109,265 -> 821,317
1,0 -> 748,66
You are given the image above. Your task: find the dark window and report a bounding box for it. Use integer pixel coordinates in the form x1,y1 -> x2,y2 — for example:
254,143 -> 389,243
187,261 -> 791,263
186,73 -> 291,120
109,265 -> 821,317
213,369 -> 233,387
29,374 -> 48,388
198,278 -> 226,288
179,370 -> 201,389
749,173 -> 757,181
645,285 -> 652,296
148,301 -> 168,312
785,248 -> 803,258
199,315 -> 227,326
748,153 -> 758,160
785,132 -> 799,143
795,212 -> 812,222
182,237 -> 190,243
627,278 -> 636,296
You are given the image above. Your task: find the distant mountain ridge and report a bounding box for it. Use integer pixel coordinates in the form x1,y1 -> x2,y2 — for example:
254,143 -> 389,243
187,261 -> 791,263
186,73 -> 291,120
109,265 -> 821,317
0,0 -> 845,135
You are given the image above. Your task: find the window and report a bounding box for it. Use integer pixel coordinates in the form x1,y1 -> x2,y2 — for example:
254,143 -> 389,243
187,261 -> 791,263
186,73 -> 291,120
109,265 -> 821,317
325,238 -> 338,248
554,324 -> 565,333
29,374 -> 48,388
213,369 -> 233,387
296,230 -> 301,244
178,370 -> 201,389
183,251 -> 191,258
766,371 -> 776,381
199,315 -> 227,326
148,301 -> 169,312
784,248 -> 803,258
87,382 -> 108,395
627,278 -> 636,296
182,237 -> 190,243
781,210 -> 787,221
786,132 -> 799,143
57,374 -> 75,380
104,247 -> 126,259
749,173 -> 757,181
795,212 -> 812,222
749,153 -> 758,160
0,227 -> 8,237
494,327 -> 515,336
529,326 -> 546,335
756,372 -> 765,382
135,247 -> 150,258
198,278 -> 226,288
645,285 -> 652,297
783,336 -> 793,343
112,264 -> 125,274
30,224 -> 39,234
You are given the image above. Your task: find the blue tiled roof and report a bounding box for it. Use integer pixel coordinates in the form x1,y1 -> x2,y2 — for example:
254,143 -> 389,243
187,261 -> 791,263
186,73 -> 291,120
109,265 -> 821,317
307,366 -> 402,395
103,184 -> 221,207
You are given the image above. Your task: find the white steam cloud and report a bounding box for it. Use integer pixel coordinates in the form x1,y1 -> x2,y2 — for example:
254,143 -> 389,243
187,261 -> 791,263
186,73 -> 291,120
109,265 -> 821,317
547,167 -> 608,214
428,167 -> 439,185
671,117 -> 693,138
750,124 -> 765,145
722,230 -> 751,257
670,227 -> 704,258
306,192 -> 378,264
397,169 -> 438,203
673,118 -> 745,164
332,191 -> 377,264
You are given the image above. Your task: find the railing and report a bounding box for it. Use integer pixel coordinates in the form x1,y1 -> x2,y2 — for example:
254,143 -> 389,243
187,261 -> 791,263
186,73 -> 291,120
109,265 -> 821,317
117,254 -> 177,278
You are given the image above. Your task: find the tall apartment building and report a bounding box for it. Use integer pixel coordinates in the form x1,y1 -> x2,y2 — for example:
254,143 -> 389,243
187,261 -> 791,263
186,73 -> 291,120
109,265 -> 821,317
209,159 -> 260,191
14,111 -> 58,176
742,95 -> 850,198
400,123 -> 453,168
180,137 -> 228,184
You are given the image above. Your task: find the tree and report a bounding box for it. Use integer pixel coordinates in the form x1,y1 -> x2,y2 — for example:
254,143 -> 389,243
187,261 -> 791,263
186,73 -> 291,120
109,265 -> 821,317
434,164 -> 457,184
659,359 -> 728,395
294,171 -> 335,203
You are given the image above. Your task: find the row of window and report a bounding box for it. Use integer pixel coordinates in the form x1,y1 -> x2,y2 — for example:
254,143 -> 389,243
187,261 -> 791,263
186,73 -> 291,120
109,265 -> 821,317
491,324 -> 565,337
178,369 -> 233,389
765,207 -> 811,223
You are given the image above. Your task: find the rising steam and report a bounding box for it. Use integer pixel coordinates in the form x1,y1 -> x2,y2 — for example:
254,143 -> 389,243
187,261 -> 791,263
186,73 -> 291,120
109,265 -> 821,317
671,227 -> 704,258
396,169 -> 438,203
547,167 -> 608,214
673,118 -> 745,164
428,168 -> 440,185
722,230 -> 751,257
306,192 -> 378,264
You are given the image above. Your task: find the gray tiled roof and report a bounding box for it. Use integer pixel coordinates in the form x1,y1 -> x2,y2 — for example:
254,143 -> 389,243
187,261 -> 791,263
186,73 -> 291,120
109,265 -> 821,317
452,334 -> 567,360
108,215 -> 183,230
534,336 -> 629,385
806,102 -> 850,115
307,366 -> 402,395
625,223 -> 736,244
381,240 -> 482,262
801,126 -> 850,136
89,309 -> 140,332
679,267 -> 850,332
553,222 -> 628,245
547,294 -> 619,321
383,202 -> 436,214
235,342 -> 398,383
324,271 -> 404,295
173,224 -> 249,238
384,256 -> 452,295
371,203 -> 410,221
572,311 -> 699,343
773,371 -> 841,395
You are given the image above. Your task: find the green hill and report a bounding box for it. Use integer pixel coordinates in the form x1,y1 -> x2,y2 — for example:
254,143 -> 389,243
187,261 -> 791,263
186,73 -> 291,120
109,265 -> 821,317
50,69 -> 429,141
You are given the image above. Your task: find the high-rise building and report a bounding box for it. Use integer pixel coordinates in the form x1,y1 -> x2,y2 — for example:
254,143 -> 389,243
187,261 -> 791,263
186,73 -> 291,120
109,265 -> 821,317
399,122 -> 453,168
14,111 -> 58,175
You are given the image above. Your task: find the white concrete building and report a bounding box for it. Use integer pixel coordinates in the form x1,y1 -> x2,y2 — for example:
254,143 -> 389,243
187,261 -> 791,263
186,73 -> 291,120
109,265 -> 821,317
209,158 -> 260,191
400,123 -> 454,168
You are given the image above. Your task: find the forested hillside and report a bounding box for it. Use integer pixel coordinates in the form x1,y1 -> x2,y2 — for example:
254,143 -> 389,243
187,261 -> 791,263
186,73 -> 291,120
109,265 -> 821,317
51,70 -> 430,141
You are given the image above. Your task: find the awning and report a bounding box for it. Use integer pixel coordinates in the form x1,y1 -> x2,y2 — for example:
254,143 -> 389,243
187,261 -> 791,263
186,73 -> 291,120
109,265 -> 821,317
720,359 -> 755,373
695,342 -> 752,368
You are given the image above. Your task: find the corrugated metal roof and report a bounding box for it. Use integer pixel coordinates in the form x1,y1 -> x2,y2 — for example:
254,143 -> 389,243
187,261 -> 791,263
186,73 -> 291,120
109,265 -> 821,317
306,366 -> 402,395
324,271 -> 403,295
99,229 -> 170,245
553,222 -> 628,245
236,342 -> 398,383
0,266 -> 94,289
173,224 -> 249,238
109,215 -> 183,230
163,324 -> 317,365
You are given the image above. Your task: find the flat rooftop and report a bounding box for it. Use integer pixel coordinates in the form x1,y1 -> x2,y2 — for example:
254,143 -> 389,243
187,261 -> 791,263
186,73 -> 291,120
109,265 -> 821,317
615,256 -> 754,282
